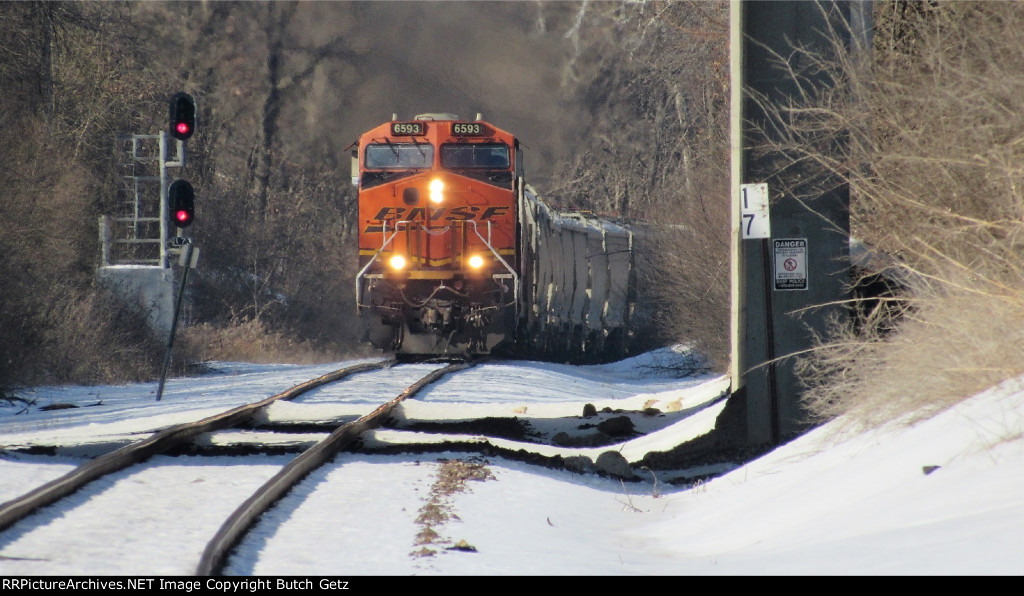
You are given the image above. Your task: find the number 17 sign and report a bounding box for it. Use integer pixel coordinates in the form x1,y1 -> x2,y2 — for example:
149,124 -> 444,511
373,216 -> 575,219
740,183 -> 770,239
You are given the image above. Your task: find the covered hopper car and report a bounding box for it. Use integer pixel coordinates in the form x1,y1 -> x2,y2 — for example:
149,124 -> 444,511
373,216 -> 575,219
352,113 -> 633,360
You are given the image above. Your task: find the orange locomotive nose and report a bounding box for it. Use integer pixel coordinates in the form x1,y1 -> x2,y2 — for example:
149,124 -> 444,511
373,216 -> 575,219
354,114 -> 519,356
354,113 -> 635,362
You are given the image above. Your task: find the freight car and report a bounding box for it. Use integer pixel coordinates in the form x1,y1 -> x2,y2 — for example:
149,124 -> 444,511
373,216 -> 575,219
352,113 -> 633,361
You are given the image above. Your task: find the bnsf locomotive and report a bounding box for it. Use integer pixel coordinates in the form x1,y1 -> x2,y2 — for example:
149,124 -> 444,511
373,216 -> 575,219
353,113 -> 633,360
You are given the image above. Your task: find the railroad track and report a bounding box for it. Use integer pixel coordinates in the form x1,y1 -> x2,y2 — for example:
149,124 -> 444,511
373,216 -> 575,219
0,358 -> 474,575
0,357 -> 729,574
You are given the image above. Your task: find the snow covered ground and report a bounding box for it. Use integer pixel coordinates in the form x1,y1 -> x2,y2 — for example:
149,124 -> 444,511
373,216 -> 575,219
1,347 -> 1022,576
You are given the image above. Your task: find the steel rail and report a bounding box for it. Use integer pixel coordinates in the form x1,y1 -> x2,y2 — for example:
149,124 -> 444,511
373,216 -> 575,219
0,359 -> 394,533
196,360 -> 471,576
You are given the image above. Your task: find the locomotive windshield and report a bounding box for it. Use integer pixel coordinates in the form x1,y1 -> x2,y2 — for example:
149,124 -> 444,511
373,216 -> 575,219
365,143 -> 434,169
441,144 -> 510,169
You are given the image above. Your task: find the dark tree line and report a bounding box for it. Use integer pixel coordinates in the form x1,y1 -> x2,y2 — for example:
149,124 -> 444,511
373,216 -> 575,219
0,1 -> 734,392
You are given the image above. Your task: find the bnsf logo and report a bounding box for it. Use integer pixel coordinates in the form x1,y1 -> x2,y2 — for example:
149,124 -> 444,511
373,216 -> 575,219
363,206 -> 511,233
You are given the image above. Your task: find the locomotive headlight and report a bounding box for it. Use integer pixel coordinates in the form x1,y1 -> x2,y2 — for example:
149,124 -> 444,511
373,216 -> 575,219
389,255 -> 407,270
467,254 -> 485,269
429,178 -> 445,204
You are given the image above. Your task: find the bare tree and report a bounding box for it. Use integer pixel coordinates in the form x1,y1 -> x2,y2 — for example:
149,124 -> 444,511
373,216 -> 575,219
539,1 -> 732,366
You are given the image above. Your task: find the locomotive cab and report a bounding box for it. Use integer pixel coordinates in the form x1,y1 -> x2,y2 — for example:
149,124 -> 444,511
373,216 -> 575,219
354,113 -> 520,357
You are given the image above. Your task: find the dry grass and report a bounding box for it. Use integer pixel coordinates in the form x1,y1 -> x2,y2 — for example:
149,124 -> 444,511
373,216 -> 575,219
770,2 -> 1024,426
800,270 -> 1024,427
410,458 -> 494,557
635,223 -> 730,370
179,319 -> 370,365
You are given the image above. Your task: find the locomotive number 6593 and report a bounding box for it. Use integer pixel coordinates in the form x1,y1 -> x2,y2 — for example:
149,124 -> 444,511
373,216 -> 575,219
352,112 -> 634,361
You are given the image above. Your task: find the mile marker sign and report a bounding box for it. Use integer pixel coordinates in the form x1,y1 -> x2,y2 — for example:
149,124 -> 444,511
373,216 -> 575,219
740,183 -> 770,239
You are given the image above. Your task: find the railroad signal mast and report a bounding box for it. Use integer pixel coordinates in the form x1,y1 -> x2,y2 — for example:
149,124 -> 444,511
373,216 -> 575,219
99,91 -> 199,268
157,92 -> 199,401
96,91 -> 202,399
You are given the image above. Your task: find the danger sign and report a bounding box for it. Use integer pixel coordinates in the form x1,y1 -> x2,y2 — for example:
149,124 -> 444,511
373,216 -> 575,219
773,238 -> 807,290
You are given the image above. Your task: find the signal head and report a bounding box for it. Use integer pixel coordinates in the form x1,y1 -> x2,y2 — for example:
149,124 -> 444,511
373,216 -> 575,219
168,179 -> 195,229
169,92 -> 197,141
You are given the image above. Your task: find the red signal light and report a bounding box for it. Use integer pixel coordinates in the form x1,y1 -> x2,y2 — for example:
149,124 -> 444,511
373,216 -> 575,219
169,92 -> 197,141
168,179 -> 195,229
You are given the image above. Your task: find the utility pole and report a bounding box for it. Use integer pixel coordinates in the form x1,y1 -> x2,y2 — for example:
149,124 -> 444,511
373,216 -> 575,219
728,1 -> 869,446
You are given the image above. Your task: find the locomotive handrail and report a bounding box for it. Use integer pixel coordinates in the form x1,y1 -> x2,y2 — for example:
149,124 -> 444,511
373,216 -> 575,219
355,223 -> 400,310
357,218 -> 519,310
467,219 -> 520,308
355,219 -> 459,309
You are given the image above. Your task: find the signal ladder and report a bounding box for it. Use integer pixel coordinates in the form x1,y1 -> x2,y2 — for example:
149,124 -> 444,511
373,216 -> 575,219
100,132 -> 184,268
